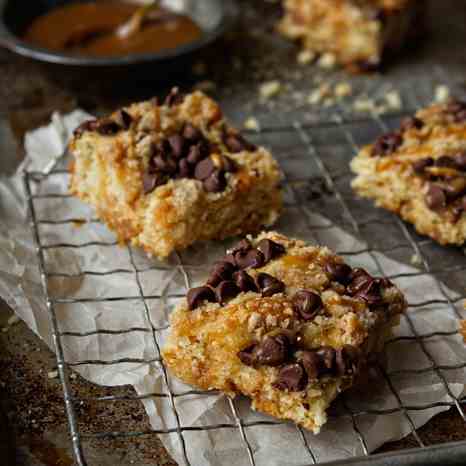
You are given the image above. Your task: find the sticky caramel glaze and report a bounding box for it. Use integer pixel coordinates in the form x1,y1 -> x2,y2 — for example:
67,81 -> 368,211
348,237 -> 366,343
23,1 -> 202,57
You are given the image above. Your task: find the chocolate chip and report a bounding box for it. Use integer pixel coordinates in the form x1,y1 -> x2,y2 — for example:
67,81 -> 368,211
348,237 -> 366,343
355,60 -> 380,72
233,271 -> 258,293
372,132 -> 403,157
370,8 -> 386,22
257,239 -> 286,264
325,262 -> 352,285
335,345 -> 361,376
255,335 -> 290,366
454,110 -> 466,122
347,269 -> 386,306
412,157 -> 434,174
207,261 -> 236,287
316,347 -> 336,373
452,204 -> 464,223
401,117 -> 424,132
154,138 -> 171,155
203,170 -> 227,193
187,146 -> 202,165
292,290 -> 323,321
346,269 -> 373,296
96,119 -> 121,136
143,172 -> 165,194
168,134 -> 186,159
234,248 -> 265,269
425,184 -> 447,210
454,153 -> 466,171
446,99 -> 466,114
187,286 -> 216,310
164,87 -> 185,107
363,280 -> 386,305
446,99 -> 466,122
215,280 -> 240,304
436,155 -> 457,168
152,154 -> 177,174
443,177 -> 466,199
273,364 -> 307,392
223,132 -> 256,153
187,141 -> 209,165
222,156 -> 237,173
255,273 -> 285,297
115,109 -> 132,129
178,158 -> 192,178
223,253 -> 237,266
229,239 -> 252,255
238,344 -> 257,366
182,123 -> 202,142
299,351 -> 321,380
73,119 -> 99,137
194,157 -> 216,181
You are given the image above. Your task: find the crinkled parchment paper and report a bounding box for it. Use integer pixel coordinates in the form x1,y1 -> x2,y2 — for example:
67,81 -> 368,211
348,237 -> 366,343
0,112 -> 465,465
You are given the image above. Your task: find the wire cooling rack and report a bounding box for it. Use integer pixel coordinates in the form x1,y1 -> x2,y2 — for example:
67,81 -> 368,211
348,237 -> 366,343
22,87 -> 466,465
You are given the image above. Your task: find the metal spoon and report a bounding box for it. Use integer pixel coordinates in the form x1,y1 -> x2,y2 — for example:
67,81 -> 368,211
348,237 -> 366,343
115,0 -> 161,39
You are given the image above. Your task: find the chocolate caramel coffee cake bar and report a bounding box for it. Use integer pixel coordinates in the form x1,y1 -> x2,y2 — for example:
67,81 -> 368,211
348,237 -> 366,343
351,99 -> 466,245
278,0 -> 422,71
162,232 -> 406,433
69,88 -> 282,259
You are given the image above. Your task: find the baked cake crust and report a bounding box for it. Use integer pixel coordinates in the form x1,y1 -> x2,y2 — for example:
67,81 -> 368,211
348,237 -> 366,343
278,0 -> 422,70
351,99 -> 466,245
162,232 -> 406,433
69,89 -> 282,259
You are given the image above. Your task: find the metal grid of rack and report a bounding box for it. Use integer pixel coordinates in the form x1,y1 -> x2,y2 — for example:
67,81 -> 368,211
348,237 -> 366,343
22,87 -> 466,465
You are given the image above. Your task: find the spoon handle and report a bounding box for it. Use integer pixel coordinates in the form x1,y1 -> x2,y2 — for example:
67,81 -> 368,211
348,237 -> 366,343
116,0 -> 160,39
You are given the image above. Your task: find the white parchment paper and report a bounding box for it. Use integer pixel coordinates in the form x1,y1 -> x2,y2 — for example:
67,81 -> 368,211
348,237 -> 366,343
1,112 -> 465,465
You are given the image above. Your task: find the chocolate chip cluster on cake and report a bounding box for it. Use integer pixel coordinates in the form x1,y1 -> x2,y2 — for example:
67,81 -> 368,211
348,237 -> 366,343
162,232 -> 406,433
69,88 -> 282,259
278,0 -> 422,72
351,99 -> 466,245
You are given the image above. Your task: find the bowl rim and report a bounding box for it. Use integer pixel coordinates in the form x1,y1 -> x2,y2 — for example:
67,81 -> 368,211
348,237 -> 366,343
0,0 -> 238,66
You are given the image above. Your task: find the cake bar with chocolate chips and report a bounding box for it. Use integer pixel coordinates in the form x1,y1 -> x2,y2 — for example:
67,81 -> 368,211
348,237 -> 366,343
162,232 -> 406,433
351,99 -> 466,245
69,88 -> 282,259
278,0 -> 422,71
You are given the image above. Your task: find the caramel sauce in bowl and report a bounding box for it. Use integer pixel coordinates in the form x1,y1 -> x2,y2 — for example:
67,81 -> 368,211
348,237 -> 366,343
23,2 -> 203,58
0,0 -> 237,68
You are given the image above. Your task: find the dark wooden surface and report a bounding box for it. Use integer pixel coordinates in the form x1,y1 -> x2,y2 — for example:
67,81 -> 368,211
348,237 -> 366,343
1,1 -> 466,465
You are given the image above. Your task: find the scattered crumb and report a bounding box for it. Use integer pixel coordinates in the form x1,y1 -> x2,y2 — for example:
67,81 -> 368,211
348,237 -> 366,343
307,83 -> 331,105
334,82 -> 353,98
353,97 -> 376,113
297,49 -> 316,65
385,90 -> 402,110
318,52 -> 337,70
259,80 -> 282,99
244,117 -> 261,132
47,370 -> 58,379
374,105 -> 389,116
194,80 -> 217,92
410,254 -> 422,265
435,85 -> 450,103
